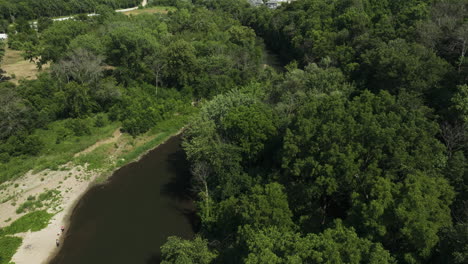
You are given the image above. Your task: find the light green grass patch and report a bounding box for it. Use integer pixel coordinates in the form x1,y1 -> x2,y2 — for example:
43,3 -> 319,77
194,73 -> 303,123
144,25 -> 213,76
0,210 -> 53,236
116,113 -> 193,167
0,116 -> 120,184
0,236 -> 22,264
16,190 -> 61,214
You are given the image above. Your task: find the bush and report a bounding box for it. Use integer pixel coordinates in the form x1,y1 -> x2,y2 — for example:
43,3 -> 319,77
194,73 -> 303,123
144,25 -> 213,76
94,113 -> 108,127
65,118 -> 92,136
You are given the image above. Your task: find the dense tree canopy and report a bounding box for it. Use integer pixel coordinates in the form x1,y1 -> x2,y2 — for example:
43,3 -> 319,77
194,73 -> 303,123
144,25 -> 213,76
0,0 -> 466,263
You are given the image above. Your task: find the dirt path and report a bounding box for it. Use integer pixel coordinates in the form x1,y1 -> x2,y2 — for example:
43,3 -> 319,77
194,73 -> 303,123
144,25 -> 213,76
74,128 -> 121,157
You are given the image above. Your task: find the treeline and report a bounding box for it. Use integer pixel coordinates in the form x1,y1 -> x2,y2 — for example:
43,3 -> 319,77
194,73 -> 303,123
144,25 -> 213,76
0,0 -> 139,31
157,1 -> 468,264
0,5 -> 262,182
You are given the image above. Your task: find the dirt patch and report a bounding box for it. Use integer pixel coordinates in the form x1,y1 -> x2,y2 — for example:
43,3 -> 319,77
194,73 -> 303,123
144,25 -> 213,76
74,128 -> 122,157
123,6 -> 175,16
1,48 -> 48,84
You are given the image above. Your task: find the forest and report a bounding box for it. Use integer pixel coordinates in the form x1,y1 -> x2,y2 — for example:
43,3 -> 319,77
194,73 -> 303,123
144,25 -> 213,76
0,0 -> 467,263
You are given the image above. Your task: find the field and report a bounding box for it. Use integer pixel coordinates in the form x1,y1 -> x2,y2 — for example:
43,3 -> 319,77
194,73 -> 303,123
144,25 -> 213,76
122,6 -> 176,16
1,48 -> 46,84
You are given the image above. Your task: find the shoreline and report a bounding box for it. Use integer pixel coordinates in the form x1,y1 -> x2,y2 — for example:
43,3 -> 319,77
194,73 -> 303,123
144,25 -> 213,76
2,127 -> 185,264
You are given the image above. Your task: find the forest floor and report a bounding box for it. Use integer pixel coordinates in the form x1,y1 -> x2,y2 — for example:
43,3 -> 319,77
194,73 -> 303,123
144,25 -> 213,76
1,48 -> 47,84
0,113 -> 193,264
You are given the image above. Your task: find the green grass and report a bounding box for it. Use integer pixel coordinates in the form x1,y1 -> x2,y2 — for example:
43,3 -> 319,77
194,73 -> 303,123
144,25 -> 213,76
80,113 -> 195,184
0,210 -> 53,236
0,210 -> 52,263
15,190 -> 61,214
74,142 -> 115,171
0,116 -> 120,184
117,113 -> 194,166
0,236 -> 22,264
76,113 -> 193,171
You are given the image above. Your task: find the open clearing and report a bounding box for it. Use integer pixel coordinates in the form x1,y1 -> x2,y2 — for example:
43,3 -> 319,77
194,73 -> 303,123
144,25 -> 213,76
122,6 -> 176,16
1,48 -> 47,84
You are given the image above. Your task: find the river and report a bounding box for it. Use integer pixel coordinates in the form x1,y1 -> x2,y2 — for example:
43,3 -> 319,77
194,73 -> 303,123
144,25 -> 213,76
49,136 -> 196,264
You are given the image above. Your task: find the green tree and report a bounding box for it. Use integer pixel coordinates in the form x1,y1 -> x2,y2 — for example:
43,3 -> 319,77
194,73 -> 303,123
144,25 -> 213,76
37,17 -> 53,32
437,222 -> 468,264
165,39 -> 196,87
0,85 -> 34,139
452,84 -> 468,122
282,90 -> 451,260
37,20 -> 90,66
392,172 -> 454,262
160,236 -> 217,264
360,39 -> 449,95
241,220 -> 395,264
63,82 -> 93,118
221,103 -> 276,159
239,183 -> 295,232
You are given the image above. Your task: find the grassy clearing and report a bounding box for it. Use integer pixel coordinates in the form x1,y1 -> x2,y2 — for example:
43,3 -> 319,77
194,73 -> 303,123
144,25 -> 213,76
0,48 -> 46,84
0,117 -> 120,184
15,190 -> 61,214
117,113 -> 191,166
0,236 -> 22,264
123,6 -> 176,16
74,112 -> 195,183
0,210 -> 53,236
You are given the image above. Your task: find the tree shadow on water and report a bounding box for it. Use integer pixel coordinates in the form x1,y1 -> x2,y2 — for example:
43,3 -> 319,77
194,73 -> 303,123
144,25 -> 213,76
144,207 -> 200,264
161,148 -> 195,202
146,254 -> 161,264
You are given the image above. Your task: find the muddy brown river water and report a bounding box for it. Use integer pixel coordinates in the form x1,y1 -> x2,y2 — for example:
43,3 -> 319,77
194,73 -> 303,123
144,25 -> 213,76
49,136 -> 196,264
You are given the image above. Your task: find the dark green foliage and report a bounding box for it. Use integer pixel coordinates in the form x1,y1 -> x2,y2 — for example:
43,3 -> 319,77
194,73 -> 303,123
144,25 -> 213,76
2,0 -> 467,263
160,236 -> 217,264
360,39 -> 450,95
221,103 -> 276,159
437,222 -> 468,264
37,17 -> 53,32
111,85 -> 190,136
64,118 -> 92,137
240,220 -> 395,264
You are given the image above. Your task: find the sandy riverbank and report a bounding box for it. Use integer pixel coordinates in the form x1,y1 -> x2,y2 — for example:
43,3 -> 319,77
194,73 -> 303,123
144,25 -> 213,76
0,124 -> 186,264
0,165 -> 98,264
0,130 -> 123,263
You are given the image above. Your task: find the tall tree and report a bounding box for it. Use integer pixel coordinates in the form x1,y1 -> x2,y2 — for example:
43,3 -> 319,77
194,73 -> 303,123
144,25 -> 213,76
160,236 -> 217,264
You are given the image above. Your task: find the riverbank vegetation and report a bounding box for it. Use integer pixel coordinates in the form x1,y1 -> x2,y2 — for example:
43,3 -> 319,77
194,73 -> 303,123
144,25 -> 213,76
1,1 -> 261,185
0,4 -> 262,262
0,210 -> 53,264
